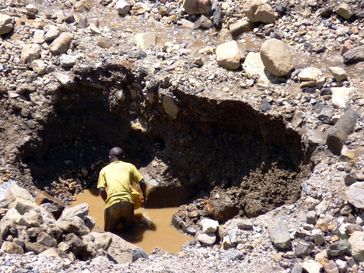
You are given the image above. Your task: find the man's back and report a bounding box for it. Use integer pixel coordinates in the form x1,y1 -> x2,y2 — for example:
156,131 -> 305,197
97,161 -> 143,209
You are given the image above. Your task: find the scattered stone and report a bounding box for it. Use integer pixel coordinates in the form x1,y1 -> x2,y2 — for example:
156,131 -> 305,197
335,4 -> 353,20
0,14 -> 14,35
344,173 -> 357,186
45,26 -> 60,42
348,231 -> 364,262
115,0 -> 130,16
49,32 -> 74,55
237,219 -> 254,231
199,218 -> 219,233
329,67 -> 348,82
59,54 -> 77,68
216,41 -> 241,70
194,15 -> 213,29
294,241 -> 313,258
131,3 -> 150,15
1,241 -> 24,254
21,44 -> 42,63
197,233 -> 216,245
162,95 -> 180,119
243,52 -> 270,83
343,46 -> 364,65
326,109 -> 358,155
37,232 -> 58,248
331,87 -> 353,108
298,67 -> 322,82
134,32 -> 157,50
267,217 -> 291,250
327,240 -> 350,258
260,39 -> 294,77
229,20 -> 250,37
60,204 -> 88,221
324,261 -> 339,273
347,183 -> 364,209
306,211 -> 317,225
33,30 -> 45,44
301,259 -> 323,273
53,72 -> 74,86
183,0 -> 210,15
246,1 -> 276,24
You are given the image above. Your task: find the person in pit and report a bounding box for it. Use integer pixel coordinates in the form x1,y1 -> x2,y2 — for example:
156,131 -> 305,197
97,147 -> 147,232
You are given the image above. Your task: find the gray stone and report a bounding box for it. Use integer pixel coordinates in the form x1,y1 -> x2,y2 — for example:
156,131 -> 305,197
237,219 -> 254,230
347,183 -> 364,209
0,14 -> 14,35
326,109 -> 358,155
335,4 -> 353,20
106,232 -> 147,263
60,203 -> 88,221
115,0 -> 131,16
59,54 -> 77,68
194,15 -> 213,29
45,26 -> 60,42
220,249 -> 244,261
216,40 -> 241,70
1,241 -> 24,254
246,1 -> 276,24
267,217 -> 291,250
53,72 -> 74,87
56,216 -> 90,236
229,19 -> 250,37
199,218 -> 219,233
345,173 -> 357,186
301,259 -> 323,273
24,242 -> 48,254
260,39 -> 294,77
348,231 -> 364,262
197,233 -> 216,245
329,67 -> 348,82
298,67 -> 322,82
327,240 -> 350,257
183,0 -> 210,15
294,240 -> 313,258
306,211 -> 317,225
37,232 -> 58,247
134,32 -> 157,50
49,32 -> 74,55
291,263 -> 303,273
343,46 -> 364,65
324,261 -> 339,273
162,95 -> 180,120
33,30 -> 45,44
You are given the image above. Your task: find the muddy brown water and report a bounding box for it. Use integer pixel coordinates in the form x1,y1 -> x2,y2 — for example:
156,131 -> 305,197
71,189 -> 191,253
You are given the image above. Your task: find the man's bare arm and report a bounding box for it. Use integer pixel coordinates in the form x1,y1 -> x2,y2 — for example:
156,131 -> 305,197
140,179 -> 147,204
99,187 -> 107,201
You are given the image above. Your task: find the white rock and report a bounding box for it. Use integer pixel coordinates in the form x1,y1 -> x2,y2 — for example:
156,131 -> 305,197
33,29 -> 45,44
243,52 -> 270,83
315,200 -> 329,215
197,233 -> 216,245
348,231 -> 364,262
115,0 -> 131,16
246,1 -> 276,24
60,203 -> 88,221
134,32 -> 157,50
347,182 -> 364,209
329,67 -> 348,82
301,259 -> 323,273
60,54 -> 77,68
199,218 -> 219,233
49,32 -> 74,55
45,25 -> 60,42
298,67 -> 322,82
331,87 -> 353,108
216,40 -> 241,70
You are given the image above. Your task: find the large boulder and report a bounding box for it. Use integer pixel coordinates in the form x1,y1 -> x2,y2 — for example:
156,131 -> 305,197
348,231 -> 364,262
268,217 -> 291,250
216,40 -> 241,70
183,0 -> 211,15
260,39 -> 294,77
106,232 -> 147,263
56,216 -> 90,236
326,109 -> 358,155
0,14 -> 14,35
60,203 -> 88,221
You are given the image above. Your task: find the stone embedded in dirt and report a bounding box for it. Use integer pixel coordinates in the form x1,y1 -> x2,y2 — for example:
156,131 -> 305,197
20,44 -> 42,64
49,32 -> 74,55
229,19 -> 250,37
344,173 -> 357,186
335,4 -> 353,20
134,32 -> 157,50
31,59 -> 47,74
194,15 -> 213,29
326,109 -> 358,155
39,248 -> 64,260
183,0 -> 211,15
205,192 -> 239,222
64,233 -> 90,260
306,210 -> 317,225
53,72 -> 74,87
324,261 -> 339,273
329,67 -> 348,82
0,14 -> 14,35
245,1 -> 276,24
115,0 -> 131,16
343,46 -> 364,65
348,231 -> 364,262
161,95 -> 180,120
24,241 -> 48,254
327,240 -> 350,258
37,231 -> 58,248
1,241 -> 24,254
267,217 -> 291,250
260,39 -> 294,77
17,210 -> 41,227
347,183 -> 364,209
295,240 -> 313,258
216,40 -> 241,70
301,259 -> 323,273
197,233 -> 216,245
106,232 -> 147,263
331,87 -> 353,108
200,218 -> 219,233
243,52 -> 270,84
45,25 -> 60,42
33,29 -> 45,44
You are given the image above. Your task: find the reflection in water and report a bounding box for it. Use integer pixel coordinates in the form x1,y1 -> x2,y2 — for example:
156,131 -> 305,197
72,189 -> 191,253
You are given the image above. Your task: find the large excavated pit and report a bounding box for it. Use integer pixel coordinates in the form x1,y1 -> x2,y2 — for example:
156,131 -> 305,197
18,65 -> 312,224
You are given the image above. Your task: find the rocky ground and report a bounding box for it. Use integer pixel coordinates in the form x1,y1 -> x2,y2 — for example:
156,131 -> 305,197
0,0 -> 364,272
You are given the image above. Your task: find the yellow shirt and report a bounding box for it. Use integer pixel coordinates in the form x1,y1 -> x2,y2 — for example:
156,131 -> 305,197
97,161 -> 143,209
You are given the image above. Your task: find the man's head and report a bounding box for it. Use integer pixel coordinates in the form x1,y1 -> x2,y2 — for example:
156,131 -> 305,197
108,147 -> 124,162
